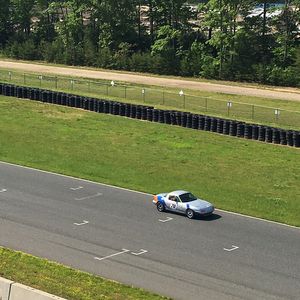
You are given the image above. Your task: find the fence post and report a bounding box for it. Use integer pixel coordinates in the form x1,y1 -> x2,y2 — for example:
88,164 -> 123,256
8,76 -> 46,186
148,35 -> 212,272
142,88 -> 145,102
9,71 -> 12,81
227,101 -> 232,116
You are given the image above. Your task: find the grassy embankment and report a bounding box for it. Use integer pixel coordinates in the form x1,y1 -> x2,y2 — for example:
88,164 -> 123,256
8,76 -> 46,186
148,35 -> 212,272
0,248 -> 168,300
0,95 -> 299,299
1,67 -> 300,130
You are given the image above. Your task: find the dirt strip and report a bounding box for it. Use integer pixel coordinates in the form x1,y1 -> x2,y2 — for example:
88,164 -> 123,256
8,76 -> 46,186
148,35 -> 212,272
1,60 -> 300,102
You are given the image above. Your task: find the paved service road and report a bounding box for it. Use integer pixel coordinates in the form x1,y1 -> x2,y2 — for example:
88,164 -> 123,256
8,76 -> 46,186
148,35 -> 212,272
0,161 -> 299,300
1,60 -> 300,102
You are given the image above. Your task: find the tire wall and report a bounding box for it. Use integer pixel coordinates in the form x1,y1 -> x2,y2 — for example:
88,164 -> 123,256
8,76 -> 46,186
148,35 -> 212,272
0,83 -> 299,148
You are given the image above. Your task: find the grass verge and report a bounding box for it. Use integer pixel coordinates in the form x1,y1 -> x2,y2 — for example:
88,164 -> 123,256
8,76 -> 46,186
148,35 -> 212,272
0,247 -> 168,300
0,95 -> 299,226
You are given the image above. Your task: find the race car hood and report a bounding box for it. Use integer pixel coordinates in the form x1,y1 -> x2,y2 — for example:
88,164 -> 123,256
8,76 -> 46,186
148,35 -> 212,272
189,199 -> 213,210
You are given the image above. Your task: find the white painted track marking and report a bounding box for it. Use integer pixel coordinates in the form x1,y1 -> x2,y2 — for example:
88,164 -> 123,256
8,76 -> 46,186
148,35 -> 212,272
75,192 -> 102,201
224,245 -> 239,252
73,220 -> 89,226
131,249 -> 148,256
94,249 -> 130,261
0,189 -> 7,193
1,161 -> 299,230
70,186 -> 83,190
159,217 -> 173,223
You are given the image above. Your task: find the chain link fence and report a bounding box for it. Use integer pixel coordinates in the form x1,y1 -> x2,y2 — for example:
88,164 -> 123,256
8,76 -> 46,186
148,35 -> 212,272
1,69 -> 299,129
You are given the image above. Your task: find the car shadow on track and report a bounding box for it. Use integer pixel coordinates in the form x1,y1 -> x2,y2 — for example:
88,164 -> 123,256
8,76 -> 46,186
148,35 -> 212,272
162,211 -> 222,221
196,213 -> 222,221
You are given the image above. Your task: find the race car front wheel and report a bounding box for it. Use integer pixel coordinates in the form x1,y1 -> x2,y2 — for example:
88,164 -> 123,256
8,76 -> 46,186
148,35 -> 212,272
186,209 -> 195,219
157,202 -> 165,212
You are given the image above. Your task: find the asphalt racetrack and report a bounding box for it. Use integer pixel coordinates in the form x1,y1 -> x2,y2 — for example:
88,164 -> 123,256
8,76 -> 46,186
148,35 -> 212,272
0,161 -> 299,300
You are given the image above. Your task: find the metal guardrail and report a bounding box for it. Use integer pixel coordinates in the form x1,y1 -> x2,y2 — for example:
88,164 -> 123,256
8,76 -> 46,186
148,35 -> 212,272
0,69 -> 299,129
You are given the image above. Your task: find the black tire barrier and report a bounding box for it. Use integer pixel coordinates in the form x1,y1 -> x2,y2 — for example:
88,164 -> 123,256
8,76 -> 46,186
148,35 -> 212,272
210,118 -> 218,132
2,82 -> 299,149
229,121 -> 237,136
252,125 -> 259,140
180,113 -> 186,127
120,103 -> 126,116
222,120 -> 230,135
280,130 -> 287,145
164,111 -> 171,124
97,100 -> 104,113
5,85 -> 11,96
265,127 -> 273,143
176,112 -> 182,127
70,96 -> 76,107
130,105 -> 137,118
34,89 -> 41,101
109,101 -> 114,114
111,102 -> 118,115
93,99 -> 98,112
52,92 -> 58,104
199,115 -> 205,130
125,104 -> 131,117
89,98 -> 95,111
185,113 -> 192,128
153,109 -> 159,122
237,123 -> 245,138
60,94 -> 66,106
258,126 -> 266,142
204,117 -> 211,131
217,119 -> 224,134
104,101 -> 110,114
273,129 -> 280,144
287,131 -> 294,147
244,124 -> 253,139
147,108 -> 153,122
192,115 -> 199,129
157,110 -> 163,123
17,87 -> 24,98
293,131 -> 300,147
141,107 -> 148,120
42,91 -> 48,102
136,106 -> 142,119
170,112 -> 177,125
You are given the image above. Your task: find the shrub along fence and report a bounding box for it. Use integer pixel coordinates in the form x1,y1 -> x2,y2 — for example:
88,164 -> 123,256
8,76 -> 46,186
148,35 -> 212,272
1,69 -> 300,130
0,83 -> 299,148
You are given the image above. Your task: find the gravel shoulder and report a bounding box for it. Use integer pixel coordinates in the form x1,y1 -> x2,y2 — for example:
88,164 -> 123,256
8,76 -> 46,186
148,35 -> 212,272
1,59 -> 300,102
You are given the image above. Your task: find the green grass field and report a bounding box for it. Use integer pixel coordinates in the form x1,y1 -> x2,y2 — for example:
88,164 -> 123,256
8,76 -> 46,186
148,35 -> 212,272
0,247 -> 168,300
1,67 -> 300,130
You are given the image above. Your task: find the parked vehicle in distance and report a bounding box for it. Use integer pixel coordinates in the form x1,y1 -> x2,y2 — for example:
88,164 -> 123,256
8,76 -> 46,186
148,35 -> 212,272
153,190 -> 214,219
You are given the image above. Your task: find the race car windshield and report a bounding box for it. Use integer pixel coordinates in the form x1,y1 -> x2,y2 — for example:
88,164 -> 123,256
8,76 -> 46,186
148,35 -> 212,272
179,193 -> 197,203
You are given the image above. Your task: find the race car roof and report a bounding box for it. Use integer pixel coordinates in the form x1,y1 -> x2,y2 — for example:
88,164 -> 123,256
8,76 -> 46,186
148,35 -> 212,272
170,190 -> 189,196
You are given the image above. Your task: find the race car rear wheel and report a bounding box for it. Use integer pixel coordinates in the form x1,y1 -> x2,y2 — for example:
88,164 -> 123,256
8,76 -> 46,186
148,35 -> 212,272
157,202 -> 165,212
186,209 -> 195,219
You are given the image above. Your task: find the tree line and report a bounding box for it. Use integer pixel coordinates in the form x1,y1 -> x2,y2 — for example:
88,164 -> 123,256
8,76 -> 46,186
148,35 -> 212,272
0,1 -> 299,87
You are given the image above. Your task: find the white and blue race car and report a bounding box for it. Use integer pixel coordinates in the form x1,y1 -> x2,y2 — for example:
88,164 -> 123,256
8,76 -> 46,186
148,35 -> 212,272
153,190 -> 214,219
